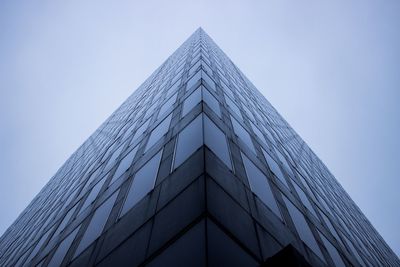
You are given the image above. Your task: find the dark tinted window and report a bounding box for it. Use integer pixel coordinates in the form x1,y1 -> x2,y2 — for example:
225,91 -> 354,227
120,150 -> 163,216
173,115 -> 203,168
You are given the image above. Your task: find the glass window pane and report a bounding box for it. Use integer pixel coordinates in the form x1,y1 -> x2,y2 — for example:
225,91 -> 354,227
158,93 -> 178,119
103,144 -> 124,171
182,87 -> 201,117
342,234 -> 365,266
73,191 -> 118,258
48,226 -> 80,267
49,204 -> 78,244
292,181 -> 318,218
120,150 -> 163,217
81,167 -> 101,194
201,71 -> 216,91
144,114 -> 172,152
173,115 -> 203,168
283,196 -> 325,262
79,177 -> 106,214
231,117 -> 256,154
250,121 -> 266,144
203,88 -> 221,118
225,96 -> 243,120
24,227 -> 53,265
186,71 -> 201,91
168,79 -> 181,95
320,211 -> 341,244
262,149 -> 289,188
188,60 -> 201,76
110,145 -> 139,185
130,118 -> 150,146
241,153 -> 281,219
320,232 -> 346,267
204,116 -> 231,170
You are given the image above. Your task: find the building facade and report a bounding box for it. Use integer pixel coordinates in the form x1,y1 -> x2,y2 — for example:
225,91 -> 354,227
0,28 -> 398,267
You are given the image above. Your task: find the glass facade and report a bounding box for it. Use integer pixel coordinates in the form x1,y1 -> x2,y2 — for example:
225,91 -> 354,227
0,28 -> 398,267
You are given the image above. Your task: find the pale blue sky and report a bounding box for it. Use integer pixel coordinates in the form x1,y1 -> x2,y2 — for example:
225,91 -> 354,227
0,0 -> 399,257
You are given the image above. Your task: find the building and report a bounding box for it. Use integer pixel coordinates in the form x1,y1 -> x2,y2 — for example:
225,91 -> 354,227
0,28 -> 398,267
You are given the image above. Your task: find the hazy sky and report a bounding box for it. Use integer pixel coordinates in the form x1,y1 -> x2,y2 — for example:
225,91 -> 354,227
0,0 -> 399,257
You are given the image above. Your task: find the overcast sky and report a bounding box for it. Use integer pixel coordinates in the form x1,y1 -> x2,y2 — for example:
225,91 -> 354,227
0,0 -> 399,257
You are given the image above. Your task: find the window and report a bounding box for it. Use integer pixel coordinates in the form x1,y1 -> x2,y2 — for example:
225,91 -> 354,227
158,93 -> 177,119
186,71 -> 201,91
182,87 -> 202,117
204,116 -> 232,170
144,101 -> 158,119
48,204 -> 78,244
120,150 -> 163,217
48,226 -> 80,267
173,115 -> 203,169
319,232 -> 346,267
262,149 -> 289,188
231,117 -> 256,154
201,70 -> 216,91
225,96 -> 243,120
292,181 -> 318,218
110,145 -> 139,185
60,186 -> 79,211
342,234 -> 366,266
168,78 -> 181,95
78,177 -> 106,214
275,148 -> 293,175
188,60 -> 201,76
283,196 -> 325,262
80,167 -> 102,194
144,114 -> 172,152
166,79 -> 181,98
73,191 -> 118,258
242,104 -> 256,122
250,121 -> 266,145
319,210 -> 341,244
24,227 -> 53,265
103,144 -> 124,171
121,120 -> 138,142
241,153 -> 281,219
130,118 -> 150,146
203,88 -> 221,118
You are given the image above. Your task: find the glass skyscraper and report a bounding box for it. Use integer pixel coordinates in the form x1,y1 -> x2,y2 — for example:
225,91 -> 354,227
0,28 -> 398,267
